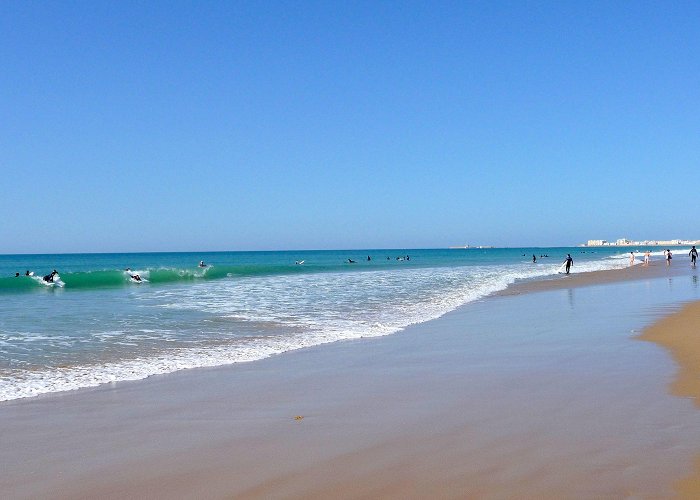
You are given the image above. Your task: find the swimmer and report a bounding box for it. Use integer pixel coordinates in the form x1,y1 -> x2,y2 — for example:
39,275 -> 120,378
347,259 -> 356,264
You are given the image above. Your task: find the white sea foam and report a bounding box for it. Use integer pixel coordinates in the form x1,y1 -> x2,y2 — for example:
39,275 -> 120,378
0,255 -> 638,402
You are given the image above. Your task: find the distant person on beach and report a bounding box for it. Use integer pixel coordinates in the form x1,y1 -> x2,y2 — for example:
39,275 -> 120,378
690,246 -> 698,267
644,250 -> 651,266
629,252 -> 635,266
532,254 -> 537,263
564,254 -> 573,274
666,249 -> 672,266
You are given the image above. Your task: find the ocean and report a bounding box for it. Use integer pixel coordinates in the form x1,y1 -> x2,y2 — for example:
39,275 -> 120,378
0,247 -> 681,402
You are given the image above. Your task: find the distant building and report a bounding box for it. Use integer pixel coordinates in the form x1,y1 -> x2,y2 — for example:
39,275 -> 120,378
584,238 -> 700,247
587,239 -> 608,246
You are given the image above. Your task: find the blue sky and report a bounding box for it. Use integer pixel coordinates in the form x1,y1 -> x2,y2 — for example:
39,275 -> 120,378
2,1 -> 699,253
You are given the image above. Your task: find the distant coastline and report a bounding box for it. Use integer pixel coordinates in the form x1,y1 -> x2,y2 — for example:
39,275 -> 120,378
582,238 -> 700,247
448,245 -> 494,249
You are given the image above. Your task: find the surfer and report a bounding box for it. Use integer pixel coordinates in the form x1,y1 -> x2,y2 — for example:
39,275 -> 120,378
199,261 -> 207,268
564,254 -> 573,274
15,272 -> 19,277
347,259 -> 356,264
690,246 -> 698,267
25,270 -> 33,276
43,270 -> 58,283
130,274 -> 142,282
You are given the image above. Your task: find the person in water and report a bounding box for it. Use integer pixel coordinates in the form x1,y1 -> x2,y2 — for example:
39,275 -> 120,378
15,272 -> 19,277
199,261 -> 207,267
532,254 -> 537,263
131,274 -> 142,282
690,246 -> 698,267
25,270 -> 32,276
43,270 -> 58,283
564,254 -> 574,274
347,259 -> 356,263
666,249 -> 672,266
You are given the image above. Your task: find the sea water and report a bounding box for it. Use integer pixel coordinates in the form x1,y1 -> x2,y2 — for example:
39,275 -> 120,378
0,247 -> 683,401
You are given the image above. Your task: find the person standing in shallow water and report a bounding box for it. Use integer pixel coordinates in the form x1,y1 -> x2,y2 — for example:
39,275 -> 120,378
666,249 -> 672,266
690,246 -> 698,267
532,254 -> 537,263
629,252 -> 635,266
564,254 -> 573,274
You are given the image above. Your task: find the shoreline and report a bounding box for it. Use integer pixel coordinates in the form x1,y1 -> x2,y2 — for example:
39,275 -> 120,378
498,259 -> 689,296
2,262 -> 700,497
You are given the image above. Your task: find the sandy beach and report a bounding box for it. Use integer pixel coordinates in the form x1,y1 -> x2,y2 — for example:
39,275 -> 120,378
640,300 -> 700,497
2,263 -> 700,498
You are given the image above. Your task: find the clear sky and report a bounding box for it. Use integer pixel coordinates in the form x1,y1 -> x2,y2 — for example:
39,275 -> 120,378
2,1 -> 699,253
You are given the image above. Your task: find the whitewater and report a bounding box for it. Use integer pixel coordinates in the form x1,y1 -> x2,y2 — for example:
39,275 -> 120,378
0,247 -> 679,401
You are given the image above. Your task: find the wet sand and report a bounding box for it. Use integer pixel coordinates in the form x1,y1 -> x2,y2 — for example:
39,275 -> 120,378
2,264 -> 700,498
499,260 -> 687,296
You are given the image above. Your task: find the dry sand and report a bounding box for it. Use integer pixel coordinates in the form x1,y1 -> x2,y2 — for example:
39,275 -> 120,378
640,300 -> 700,498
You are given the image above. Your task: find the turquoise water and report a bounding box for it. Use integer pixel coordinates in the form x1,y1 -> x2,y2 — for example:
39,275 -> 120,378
0,247 -> 686,401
